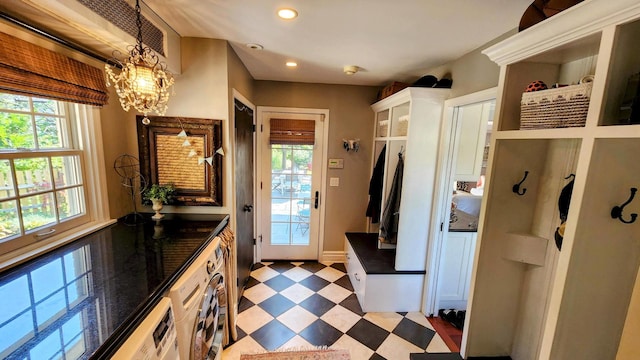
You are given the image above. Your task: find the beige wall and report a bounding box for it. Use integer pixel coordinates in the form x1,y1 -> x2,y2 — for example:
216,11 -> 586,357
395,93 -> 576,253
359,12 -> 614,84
419,29 -> 516,98
253,81 -> 379,252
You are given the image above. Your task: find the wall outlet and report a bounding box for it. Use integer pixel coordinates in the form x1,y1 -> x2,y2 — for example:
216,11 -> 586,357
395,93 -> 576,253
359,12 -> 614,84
330,177 -> 340,187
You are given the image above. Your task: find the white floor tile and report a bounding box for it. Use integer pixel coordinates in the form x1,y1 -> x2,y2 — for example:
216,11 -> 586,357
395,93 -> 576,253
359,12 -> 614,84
236,306 -> 274,334
242,283 -> 277,304
375,333 -> 423,360
250,266 -> 279,282
222,336 -> 265,360
314,266 -> 345,282
317,283 -> 352,304
363,312 -> 404,332
320,305 -> 362,333
277,305 -> 318,332
279,283 -> 314,304
282,267 -> 313,282
426,332 -> 451,353
332,334 -> 374,360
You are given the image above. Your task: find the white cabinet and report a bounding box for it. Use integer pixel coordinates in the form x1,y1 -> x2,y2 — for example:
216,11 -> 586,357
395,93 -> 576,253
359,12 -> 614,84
465,2 -> 640,359
452,101 -> 492,182
370,88 -> 449,271
438,232 -> 477,310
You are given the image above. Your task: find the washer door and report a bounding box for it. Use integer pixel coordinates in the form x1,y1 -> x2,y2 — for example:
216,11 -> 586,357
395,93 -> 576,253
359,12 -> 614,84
191,273 -> 225,360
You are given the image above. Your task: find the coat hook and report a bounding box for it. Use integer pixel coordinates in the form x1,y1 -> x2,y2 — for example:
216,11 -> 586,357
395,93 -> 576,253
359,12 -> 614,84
565,173 -> 575,180
611,188 -> 638,224
512,170 -> 529,196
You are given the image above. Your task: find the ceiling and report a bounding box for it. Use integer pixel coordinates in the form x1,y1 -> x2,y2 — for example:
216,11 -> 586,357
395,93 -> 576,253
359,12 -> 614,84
1,0 -> 533,86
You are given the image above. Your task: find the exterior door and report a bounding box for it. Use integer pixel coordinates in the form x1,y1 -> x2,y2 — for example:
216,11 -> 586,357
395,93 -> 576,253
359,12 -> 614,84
259,110 -> 325,260
234,97 -> 255,295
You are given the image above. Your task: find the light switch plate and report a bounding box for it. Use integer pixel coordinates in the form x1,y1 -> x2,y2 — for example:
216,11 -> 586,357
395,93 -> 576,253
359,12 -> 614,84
330,177 -> 340,187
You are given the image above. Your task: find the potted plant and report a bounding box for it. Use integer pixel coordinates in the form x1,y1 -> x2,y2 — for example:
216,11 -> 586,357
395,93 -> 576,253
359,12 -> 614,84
143,184 -> 176,219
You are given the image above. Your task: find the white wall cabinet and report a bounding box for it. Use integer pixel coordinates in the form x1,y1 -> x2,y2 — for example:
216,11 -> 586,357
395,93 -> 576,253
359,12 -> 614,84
452,102 -> 491,182
438,232 -> 477,310
370,88 -> 449,270
464,2 -> 640,359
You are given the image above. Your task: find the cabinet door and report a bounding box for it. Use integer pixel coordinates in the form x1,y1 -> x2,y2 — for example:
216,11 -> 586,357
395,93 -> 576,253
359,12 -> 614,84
452,102 -> 491,182
439,232 -> 474,308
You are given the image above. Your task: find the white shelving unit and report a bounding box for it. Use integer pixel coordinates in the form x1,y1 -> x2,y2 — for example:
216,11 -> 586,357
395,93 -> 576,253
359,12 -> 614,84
369,87 -> 449,270
464,1 -> 640,359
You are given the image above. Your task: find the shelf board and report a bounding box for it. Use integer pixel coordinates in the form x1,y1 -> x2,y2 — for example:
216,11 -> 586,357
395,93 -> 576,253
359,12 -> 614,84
594,124 -> 640,138
502,232 -> 549,266
494,127 -> 586,140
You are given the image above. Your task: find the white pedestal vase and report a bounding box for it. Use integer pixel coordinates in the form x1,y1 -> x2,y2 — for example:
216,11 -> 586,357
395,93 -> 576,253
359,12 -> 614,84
151,199 -> 164,220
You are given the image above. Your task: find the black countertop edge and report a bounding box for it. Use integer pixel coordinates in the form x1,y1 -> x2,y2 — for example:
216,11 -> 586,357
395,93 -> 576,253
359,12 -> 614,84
449,228 -> 478,233
90,214 -> 230,360
345,232 -> 426,275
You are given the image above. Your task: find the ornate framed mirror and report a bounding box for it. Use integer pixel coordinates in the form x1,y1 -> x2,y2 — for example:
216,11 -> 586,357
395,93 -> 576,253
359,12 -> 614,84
137,115 -> 223,206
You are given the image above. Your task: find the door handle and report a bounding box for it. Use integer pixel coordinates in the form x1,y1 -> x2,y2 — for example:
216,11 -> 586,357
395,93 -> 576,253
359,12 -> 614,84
314,191 -> 319,209
243,204 -> 253,212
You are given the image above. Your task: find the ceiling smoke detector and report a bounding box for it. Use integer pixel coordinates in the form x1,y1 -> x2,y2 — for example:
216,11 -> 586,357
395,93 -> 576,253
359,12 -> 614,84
343,65 -> 359,75
246,43 -> 264,50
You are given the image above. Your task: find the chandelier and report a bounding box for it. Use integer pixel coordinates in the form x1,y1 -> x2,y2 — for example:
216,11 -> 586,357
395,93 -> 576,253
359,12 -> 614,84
105,0 -> 174,125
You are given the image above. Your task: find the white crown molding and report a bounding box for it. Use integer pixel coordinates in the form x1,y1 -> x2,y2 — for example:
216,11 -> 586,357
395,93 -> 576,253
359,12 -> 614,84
483,0 -> 640,66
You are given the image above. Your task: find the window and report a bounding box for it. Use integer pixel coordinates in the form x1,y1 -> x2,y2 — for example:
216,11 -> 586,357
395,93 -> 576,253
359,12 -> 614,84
0,93 -> 90,255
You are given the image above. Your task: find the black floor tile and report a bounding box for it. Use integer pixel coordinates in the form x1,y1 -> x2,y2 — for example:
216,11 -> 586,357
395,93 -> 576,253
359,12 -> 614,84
346,319 -> 390,351
393,318 -> 435,349
298,319 -> 343,347
330,262 -> 347,272
235,326 -> 247,341
244,276 -> 261,289
410,353 -> 463,360
269,261 -> 296,273
258,293 -> 296,317
252,263 -> 265,270
299,262 -> 327,273
299,274 -> 330,292
370,354 -> 386,360
397,312 -> 408,316
299,294 -> 336,317
333,275 -> 354,291
238,297 -> 254,313
264,275 -> 296,292
250,320 -> 296,351
339,293 -> 365,316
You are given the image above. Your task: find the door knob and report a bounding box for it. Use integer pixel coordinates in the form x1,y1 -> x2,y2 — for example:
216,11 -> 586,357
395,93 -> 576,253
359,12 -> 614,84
243,204 -> 253,212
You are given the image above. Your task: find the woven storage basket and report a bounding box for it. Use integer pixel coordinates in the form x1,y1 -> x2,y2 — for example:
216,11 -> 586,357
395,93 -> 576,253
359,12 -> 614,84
520,82 -> 592,129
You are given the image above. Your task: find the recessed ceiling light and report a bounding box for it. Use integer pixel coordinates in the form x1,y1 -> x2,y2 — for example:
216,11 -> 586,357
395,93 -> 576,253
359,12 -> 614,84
278,8 -> 298,20
246,43 -> 264,50
286,61 -> 298,67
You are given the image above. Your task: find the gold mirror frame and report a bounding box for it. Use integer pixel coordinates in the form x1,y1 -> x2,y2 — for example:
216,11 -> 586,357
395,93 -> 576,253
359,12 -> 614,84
137,115 -> 223,206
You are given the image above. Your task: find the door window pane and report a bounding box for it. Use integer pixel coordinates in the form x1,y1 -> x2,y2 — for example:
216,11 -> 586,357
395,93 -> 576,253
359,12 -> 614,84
271,223 -> 290,245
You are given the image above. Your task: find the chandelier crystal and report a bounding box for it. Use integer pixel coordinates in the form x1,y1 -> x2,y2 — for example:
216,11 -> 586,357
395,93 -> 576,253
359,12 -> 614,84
105,0 -> 174,125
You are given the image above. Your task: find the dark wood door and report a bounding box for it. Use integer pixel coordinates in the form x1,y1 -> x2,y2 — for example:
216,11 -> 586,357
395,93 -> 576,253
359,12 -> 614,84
234,99 -> 254,299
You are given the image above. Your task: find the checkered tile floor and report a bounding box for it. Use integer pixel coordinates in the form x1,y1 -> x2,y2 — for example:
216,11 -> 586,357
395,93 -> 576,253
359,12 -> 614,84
222,261 -> 463,360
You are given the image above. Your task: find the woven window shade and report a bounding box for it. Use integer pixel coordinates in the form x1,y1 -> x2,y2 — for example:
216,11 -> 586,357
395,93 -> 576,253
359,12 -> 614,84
0,32 -> 108,106
270,118 -> 315,145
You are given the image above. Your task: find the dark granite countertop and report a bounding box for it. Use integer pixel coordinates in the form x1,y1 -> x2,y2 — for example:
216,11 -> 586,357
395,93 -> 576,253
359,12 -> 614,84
449,209 -> 478,232
345,233 -> 426,275
0,213 -> 229,360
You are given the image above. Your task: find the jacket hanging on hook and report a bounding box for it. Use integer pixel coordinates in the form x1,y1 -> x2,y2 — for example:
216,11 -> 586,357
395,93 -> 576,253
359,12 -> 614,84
380,152 -> 404,244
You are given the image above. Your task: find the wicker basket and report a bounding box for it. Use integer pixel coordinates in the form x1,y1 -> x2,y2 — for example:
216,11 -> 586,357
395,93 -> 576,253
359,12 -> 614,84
520,82 -> 592,129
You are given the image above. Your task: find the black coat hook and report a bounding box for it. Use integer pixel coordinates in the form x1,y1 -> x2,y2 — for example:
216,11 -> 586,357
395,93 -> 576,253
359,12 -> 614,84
611,188 -> 638,224
513,171 -> 529,196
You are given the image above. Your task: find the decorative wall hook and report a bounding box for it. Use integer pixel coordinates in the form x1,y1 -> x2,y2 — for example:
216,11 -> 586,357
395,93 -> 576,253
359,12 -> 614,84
342,138 -> 360,152
611,187 -> 638,224
512,171 -> 529,196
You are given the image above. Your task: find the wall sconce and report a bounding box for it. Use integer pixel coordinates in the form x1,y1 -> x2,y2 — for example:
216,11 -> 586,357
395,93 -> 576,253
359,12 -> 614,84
342,138 -> 360,152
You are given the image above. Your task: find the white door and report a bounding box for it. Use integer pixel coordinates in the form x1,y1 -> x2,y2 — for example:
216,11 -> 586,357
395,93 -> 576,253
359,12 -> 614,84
258,109 -> 326,260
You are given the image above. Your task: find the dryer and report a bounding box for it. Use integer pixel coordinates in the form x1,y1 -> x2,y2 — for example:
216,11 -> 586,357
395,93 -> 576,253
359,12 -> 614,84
111,297 -> 180,360
169,237 -> 225,360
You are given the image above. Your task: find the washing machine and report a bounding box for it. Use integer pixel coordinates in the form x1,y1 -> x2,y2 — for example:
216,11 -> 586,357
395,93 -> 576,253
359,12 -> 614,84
169,236 -> 226,360
111,297 -> 180,359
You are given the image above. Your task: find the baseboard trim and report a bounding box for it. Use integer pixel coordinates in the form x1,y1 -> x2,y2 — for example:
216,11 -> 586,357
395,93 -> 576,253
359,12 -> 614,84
321,251 -> 345,263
